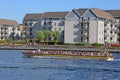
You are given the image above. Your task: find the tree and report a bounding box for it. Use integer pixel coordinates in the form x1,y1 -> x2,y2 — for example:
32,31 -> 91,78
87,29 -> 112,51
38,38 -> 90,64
43,30 -> 51,44
20,30 -> 23,40
36,31 -> 45,44
52,31 -> 60,45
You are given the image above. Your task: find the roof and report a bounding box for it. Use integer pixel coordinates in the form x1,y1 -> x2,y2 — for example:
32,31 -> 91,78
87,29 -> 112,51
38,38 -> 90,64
24,13 -> 43,20
0,19 -> 18,25
91,8 -> 114,20
106,10 -> 120,17
75,8 -> 88,16
42,12 -> 69,18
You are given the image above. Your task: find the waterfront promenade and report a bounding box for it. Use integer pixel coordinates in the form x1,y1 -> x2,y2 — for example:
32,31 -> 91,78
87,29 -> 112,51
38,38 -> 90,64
0,45 -> 120,53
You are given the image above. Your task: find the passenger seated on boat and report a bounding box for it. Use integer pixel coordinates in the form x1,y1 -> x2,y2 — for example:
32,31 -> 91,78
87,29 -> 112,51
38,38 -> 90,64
36,49 -> 41,54
32,50 -> 36,53
38,49 -> 41,52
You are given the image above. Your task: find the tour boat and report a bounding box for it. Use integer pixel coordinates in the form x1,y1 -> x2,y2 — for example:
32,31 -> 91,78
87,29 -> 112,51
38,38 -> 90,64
22,49 -> 114,60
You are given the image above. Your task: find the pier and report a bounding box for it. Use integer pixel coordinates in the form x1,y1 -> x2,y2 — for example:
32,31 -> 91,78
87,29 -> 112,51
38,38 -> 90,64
0,45 -> 120,53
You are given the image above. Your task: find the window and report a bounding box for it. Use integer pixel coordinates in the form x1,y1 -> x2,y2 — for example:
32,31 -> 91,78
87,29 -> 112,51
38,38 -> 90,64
82,17 -> 83,20
81,32 -> 83,34
110,37 -> 112,40
111,24 -> 113,27
5,28 -> 7,30
104,23 -> 107,26
88,17 -> 90,20
30,28 -> 32,32
29,22 -> 32,26
30,33 -> 32,36
25,23 -> 27,26
44,22 -> 46,25
87,23 -> 89,27
104,30 -> 106,33
59,28 -> 61,31
59,21 -> 64,26
1,37 -> 3,40
81,23 -> 83,26
48,22 -> 52,25
110,31 -> 113,34
54,23 -> 56,26
104,37 -> 106,40
81,37 -> 83,42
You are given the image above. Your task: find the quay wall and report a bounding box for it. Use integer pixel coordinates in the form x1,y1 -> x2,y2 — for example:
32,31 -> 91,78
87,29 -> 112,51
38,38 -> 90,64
0,45 -> 120,53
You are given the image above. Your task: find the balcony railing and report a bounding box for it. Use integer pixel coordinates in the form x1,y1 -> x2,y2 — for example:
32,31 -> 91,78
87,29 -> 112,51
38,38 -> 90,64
43,24 -> 53,28
80,26 -> 89,31
104,27 -> 109,30
104,20 -> 109,24
110,35 -> 115,38
111,28 -> 117,31
81,33 -> 89,37
104,33 -> 109,37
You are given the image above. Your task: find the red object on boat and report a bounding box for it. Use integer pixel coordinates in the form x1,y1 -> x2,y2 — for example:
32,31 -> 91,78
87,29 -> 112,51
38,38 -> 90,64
111,44 -> 120,47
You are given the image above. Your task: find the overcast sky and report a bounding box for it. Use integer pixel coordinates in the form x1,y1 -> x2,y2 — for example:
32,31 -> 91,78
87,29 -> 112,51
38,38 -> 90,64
0,0 -> 119,23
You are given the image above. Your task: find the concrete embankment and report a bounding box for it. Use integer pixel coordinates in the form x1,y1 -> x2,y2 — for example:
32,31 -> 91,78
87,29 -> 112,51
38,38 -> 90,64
0,45 -> 120,53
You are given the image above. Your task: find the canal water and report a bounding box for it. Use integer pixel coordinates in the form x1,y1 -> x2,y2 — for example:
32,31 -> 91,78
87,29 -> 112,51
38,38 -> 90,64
0,50 -> 120,80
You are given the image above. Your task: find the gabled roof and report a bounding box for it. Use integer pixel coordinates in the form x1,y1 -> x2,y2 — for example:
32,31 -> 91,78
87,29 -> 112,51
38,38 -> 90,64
24,13 -> 43,20
106,10 -> 120,17
74,8 -> 88,16
91,8 -> 114,20
0,19 -> 18,25
42,12 -> 69,18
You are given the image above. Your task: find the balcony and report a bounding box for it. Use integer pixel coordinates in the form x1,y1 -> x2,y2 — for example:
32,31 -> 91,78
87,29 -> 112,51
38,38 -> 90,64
1,34 -> 5,37
80,26 -> 89,31
104,20 -> 109,24
111,28 -> 117,31
46,19 -> 53,23
1,27 -> 3,30
43,22 -> 53,28
81,33 -> 89,37
12,28 -> 15,31
104,27 -> 109,30
58,21 -> 65,26
116,29 -> 120,33
116,23 -> 120,27
110,35 -> 115,38
79,19 -> 89,23
104,33 -> 109,37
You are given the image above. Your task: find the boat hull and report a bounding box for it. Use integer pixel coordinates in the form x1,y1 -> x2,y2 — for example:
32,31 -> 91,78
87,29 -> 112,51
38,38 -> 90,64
22,51 -> 113,60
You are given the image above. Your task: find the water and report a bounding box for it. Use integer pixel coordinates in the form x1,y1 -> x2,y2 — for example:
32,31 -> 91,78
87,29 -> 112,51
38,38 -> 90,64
0,50 -> 120,80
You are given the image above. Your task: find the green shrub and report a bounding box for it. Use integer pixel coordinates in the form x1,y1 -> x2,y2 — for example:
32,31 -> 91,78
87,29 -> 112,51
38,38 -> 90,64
91,43 -> 103,46
77,42 -> 85,46
0,40 -> 6,43
15,40 -> 26,44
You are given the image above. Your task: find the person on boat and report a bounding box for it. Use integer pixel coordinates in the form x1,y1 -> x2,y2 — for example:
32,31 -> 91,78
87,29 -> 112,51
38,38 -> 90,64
38,49 -> 41,52
36,48 -> 41,54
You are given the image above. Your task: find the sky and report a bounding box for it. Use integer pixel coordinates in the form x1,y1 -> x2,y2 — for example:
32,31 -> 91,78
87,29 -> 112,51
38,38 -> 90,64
0,0 -> 120,24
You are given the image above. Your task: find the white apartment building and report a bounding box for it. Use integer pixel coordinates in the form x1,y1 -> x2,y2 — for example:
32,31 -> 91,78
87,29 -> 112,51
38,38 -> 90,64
41,12 -> 68,42
0,19 -> 20,40
23,13 -> 43,38
106,10 -> 120,43
65,8 -> 118,44
23,12 -> 68,42
23,8 -> 119,44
